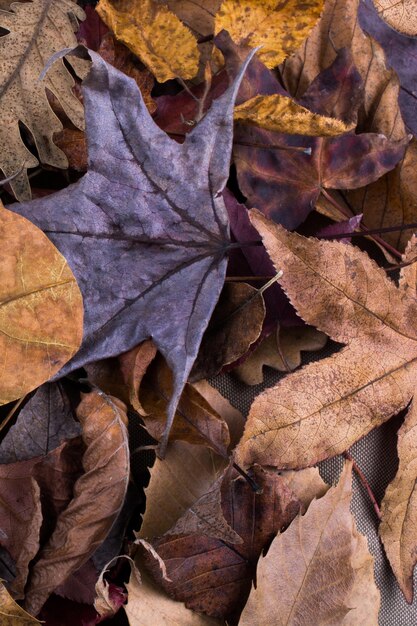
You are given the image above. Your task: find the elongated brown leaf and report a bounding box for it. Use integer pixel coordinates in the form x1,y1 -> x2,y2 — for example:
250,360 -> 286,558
235,211 -> 417,469
0,204 -> 83,407
239,462 -> 380,625
0,0 -> 87,199
24,390 -> 130,615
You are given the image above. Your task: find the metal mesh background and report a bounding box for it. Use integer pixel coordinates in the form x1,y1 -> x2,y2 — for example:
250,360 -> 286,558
211,342 -> 417,625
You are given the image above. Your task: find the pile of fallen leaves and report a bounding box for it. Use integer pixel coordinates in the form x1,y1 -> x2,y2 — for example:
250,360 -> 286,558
0,0 -> 416,623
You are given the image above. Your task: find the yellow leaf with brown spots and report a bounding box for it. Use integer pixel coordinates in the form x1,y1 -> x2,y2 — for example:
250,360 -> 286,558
0,203 -> 83,406
97,0 -> 200,82
215,0 -> 324,68
234,94 -> 353,135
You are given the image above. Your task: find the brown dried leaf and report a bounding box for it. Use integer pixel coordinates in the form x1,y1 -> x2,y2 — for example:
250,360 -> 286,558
399,234 -> 417,296
277,467 -> 329,512
190,282 -> 265,381
235,210 -> 417,469
234,325 -> 327,385
142,466 -> 300,621
373,0 -> 417,35
24,390 -> 130,615
139,440 -> 227,540
0,0 -> 87,199
239,461 -> 380,626
0,582 -> 40,624
0,204 -> 83,406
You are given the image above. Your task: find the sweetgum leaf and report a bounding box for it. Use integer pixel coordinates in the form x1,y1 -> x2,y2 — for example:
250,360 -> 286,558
10,49 -> 255,454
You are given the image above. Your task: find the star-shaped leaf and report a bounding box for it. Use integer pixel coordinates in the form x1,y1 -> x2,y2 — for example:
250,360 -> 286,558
10,50 -> 254,453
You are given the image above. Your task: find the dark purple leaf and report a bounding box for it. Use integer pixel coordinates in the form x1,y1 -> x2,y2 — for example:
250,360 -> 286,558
9,50 -> 255,452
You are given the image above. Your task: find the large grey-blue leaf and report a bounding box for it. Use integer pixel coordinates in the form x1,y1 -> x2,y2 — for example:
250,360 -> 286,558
9,50 -> 255,453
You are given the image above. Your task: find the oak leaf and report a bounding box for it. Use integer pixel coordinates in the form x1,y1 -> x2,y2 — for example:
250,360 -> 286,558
372,0 -> 417,35
0,582 -> 40,624
239,462 -> 380,626
235,210 -> 417,469
234,326 -> 327,385
0,0 -> 87,200
0,204 -> 83,406
24,390 -> 130,615
97,0 -> 199,82
10,50 -> 254,453
214,0 -> 324,68
234,94 -> 353,135
142,466 -> 300,622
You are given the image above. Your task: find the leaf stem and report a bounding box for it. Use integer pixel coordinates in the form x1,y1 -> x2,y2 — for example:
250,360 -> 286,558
343,451 -> 382,520
232,462 -> 262,493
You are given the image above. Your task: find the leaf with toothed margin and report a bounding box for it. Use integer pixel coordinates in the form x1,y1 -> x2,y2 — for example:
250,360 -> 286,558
8,48 -> 256,454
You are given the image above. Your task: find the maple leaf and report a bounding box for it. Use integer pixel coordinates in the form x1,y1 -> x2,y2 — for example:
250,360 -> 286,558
234,210 -> 417,470
10,50 -> 255,454
0,204 -> 83,406
0,0 -> 87,200
239,462 -> 380,626
0,383 -> 80,464
141,466 -> 300,622
97,0 -> 200,82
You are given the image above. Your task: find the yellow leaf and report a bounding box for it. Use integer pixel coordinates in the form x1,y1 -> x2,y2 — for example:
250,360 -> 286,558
0,203 -> 83,406
215,0 -> 324,68
0,582 -> 40,624
97,0 -> 199,82
234,94 -> 353,136
373,0 -> 417,36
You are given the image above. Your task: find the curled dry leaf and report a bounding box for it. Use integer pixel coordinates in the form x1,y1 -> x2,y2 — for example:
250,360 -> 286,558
0,0 -> 87,199
139,440 -> 227,540
0,582 -> 40,624
97,0 -> 199,81
0,204 -> 83,406
239,461 -> 380,626
24,390 -> 130,616
11,50 -> 255,455
0,383 -> 80,464
142,466 -> 300,622
234,94 -> 353,135
215,0 -> 324,68
234,325 -> 327,385
373,0 -> 417,35
235,211 -> 417,469
190,282 -> 265,381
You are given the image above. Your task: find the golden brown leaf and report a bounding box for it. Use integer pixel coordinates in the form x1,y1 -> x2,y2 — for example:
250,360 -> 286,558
380,398 -> 417,602
24,390 -> 129,615
239,462 -> 380,626
215,0 -> 324,68
0,204 -> 83,406
0,582 -> 40,625
234,94 -> 353,135
138,440 -> 227,540
0,0 -> 87,199
97,0 -> 200,82
235,210 -> 417,469
234,325 -> 327,385
373,0 -> 417,35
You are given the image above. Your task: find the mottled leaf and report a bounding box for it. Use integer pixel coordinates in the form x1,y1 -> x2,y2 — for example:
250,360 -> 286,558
372,0 -> 417,35
10,50 -> 255,453
0,582 -> 40,624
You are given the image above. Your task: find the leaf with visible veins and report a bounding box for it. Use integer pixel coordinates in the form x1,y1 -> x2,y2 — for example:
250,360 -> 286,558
10,50 -> 255,453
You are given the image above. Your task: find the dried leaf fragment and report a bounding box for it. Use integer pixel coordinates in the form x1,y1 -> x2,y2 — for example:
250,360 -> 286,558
234,94 -> 353,135
0,204 -> 83,406
215,0 -> 324,68
239,462 -> 380,626
97,0 -> 199,81
373,0 -> 417,35
0,582 -> 40,624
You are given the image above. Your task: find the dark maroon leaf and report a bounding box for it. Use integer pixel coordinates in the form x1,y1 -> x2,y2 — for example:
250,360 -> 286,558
0,383 -> 80,464
10,50 -> 256,452
77,5 -> 109,51
359,0 -> 417,137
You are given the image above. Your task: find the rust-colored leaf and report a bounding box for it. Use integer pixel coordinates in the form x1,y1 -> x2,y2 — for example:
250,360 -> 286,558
0,204 -> 83,406
235,211 -> 417,469
240,462 -> 380,626
24,390 -> 130,615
